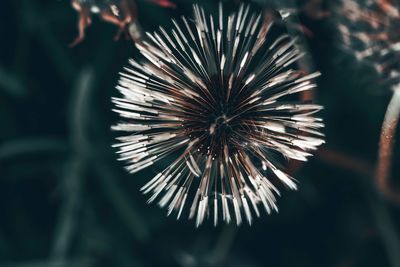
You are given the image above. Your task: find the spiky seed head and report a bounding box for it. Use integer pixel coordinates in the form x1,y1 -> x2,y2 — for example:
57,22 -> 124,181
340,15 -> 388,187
112,4 -> 325,226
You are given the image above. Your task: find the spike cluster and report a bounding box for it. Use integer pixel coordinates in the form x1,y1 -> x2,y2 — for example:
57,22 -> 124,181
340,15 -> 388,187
338,0 -> 400,87
112,4 -> 324,226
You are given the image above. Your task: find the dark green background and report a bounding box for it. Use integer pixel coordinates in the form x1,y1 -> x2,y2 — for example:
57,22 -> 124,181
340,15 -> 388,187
1,0 -> 399,266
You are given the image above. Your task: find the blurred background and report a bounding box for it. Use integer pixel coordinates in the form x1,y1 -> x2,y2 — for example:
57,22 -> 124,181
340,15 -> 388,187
1,0 -> 400,266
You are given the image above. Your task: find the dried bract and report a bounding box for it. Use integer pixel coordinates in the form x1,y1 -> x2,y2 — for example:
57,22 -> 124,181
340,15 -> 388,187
69,0 -> 176,46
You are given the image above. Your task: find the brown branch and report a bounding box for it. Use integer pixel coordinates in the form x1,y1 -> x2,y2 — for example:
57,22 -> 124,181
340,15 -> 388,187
375,89 -> 400,204
318,148 -> 374,178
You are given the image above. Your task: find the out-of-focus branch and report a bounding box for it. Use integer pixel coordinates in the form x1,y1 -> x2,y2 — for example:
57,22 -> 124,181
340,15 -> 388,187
318,148 -> 374,178
51,69 -> 94,260
0,138 -> 67,161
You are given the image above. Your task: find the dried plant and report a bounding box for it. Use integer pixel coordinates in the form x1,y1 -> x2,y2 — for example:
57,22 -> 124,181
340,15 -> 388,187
112,4 -> 324,226
69,0 -> 176,46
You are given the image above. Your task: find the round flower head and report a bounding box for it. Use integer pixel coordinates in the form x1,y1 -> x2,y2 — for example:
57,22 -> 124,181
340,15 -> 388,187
112,4 -> 324,226
338,0 -> 400,88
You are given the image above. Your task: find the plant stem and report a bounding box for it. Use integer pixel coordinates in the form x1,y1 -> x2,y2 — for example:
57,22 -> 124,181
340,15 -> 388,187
376,88 -> 400,204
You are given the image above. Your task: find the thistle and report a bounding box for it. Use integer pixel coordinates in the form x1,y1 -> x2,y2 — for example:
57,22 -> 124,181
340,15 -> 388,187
112,4 -> 325,226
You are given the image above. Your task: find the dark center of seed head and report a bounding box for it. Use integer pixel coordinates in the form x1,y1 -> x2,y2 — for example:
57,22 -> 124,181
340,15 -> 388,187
209,114 -> 230,135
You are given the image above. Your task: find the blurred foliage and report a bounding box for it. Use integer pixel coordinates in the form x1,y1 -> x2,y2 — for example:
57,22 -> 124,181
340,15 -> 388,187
0,0 -> 400,266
